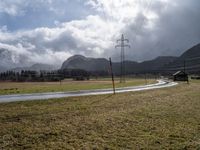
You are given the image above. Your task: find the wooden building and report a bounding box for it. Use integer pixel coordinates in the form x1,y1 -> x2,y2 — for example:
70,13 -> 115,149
173,71 -> 188,81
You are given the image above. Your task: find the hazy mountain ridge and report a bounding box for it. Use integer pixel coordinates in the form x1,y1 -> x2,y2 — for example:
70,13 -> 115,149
0,49 -> 18,71
1,43 -> 200,74
61,55 -> 109,72
61,55 -> 178,74
180,43 -> 200,59
11,63 -> 58,72
164,43 -> 200,72
0,48 -> 58,72
0,48 -> 30,72
61,43 -> 200,74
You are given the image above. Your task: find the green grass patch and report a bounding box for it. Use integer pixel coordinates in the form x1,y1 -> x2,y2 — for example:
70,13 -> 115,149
0,78 -> 155,95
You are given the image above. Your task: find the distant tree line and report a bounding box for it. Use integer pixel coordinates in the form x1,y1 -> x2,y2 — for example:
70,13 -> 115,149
0,68 -> 174,82
58,69 -> 109,80
0,69 -> 95,82
0,70 -> 61,82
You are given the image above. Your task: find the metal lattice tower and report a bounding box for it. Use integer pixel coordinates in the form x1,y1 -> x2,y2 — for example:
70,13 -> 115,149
115,34 -> 130,83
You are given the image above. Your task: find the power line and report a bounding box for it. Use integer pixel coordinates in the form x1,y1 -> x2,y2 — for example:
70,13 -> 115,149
115,34 -> 130,83
185,56 -> 200,61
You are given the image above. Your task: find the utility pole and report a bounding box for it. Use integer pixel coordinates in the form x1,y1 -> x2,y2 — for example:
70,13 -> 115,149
109,58 -> 115,94
115,34 -> 130,83
145,73 -> 147,85
184,60 -> 186,73
183,59 -> 189,84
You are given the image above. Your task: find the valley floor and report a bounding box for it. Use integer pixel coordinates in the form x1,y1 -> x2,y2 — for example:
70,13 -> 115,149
0,80 -> 200,149
0,78 -> 155,95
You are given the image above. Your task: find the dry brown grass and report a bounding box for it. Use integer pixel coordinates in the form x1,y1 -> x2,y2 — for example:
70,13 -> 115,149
0,80 -> 200,149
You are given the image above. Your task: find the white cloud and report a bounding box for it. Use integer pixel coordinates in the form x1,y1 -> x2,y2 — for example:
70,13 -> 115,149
1,0 -> 200,69
0,25 -> 8,32
0,13 -> 120,67
0,0 -> 27,16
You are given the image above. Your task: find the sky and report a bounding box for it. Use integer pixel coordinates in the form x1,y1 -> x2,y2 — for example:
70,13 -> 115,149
0,0 -> 200,68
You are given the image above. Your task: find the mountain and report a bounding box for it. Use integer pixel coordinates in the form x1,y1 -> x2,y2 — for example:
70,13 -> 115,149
2,43 -> 200,74
61,55 -> 177,74
112,56 -> 177,74
0,48 -> 30,72
61,43 -> 200,74
0,48 -> 58,72
0,48 -> 58,73
164,43 -> 200,72
180,43 -> 200,59
0,49 -> 16,71
139,56 -> 177,72
12,63 -> 58,72
0,65 -> 7,72
61,55 -> 109,72
29,63 -> 57,71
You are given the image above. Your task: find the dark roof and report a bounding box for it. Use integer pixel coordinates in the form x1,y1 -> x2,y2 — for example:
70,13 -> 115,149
173,71 -> 187,76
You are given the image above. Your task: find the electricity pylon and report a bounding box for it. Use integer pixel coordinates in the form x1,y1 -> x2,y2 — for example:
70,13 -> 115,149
115,34 -> 130,83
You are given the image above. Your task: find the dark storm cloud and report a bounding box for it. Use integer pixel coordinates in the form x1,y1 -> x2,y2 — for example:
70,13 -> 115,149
44,31 -> 78,52
121,0 -> 200,61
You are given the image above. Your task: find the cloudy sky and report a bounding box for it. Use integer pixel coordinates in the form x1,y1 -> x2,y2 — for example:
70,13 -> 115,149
0,0 -> 200,68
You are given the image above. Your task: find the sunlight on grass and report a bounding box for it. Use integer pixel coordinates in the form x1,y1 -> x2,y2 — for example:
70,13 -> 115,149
0,80 -> 200,149
0,78 -> 156,95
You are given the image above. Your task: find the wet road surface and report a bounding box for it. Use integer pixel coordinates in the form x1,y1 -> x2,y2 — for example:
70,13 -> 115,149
0,80 -> 177,103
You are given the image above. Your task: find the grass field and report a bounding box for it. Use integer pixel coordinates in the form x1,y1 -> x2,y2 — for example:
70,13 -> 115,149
0,80 -> 200,149
0,78 -> 155,95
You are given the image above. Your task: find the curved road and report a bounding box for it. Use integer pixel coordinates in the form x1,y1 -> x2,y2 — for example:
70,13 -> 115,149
0,80 -> 177,103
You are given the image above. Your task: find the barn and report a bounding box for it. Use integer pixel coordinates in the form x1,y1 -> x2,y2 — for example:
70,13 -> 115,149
173,71 -> 188,81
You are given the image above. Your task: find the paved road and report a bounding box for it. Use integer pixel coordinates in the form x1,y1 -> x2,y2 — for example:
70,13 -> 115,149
0,80 -> 177,103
